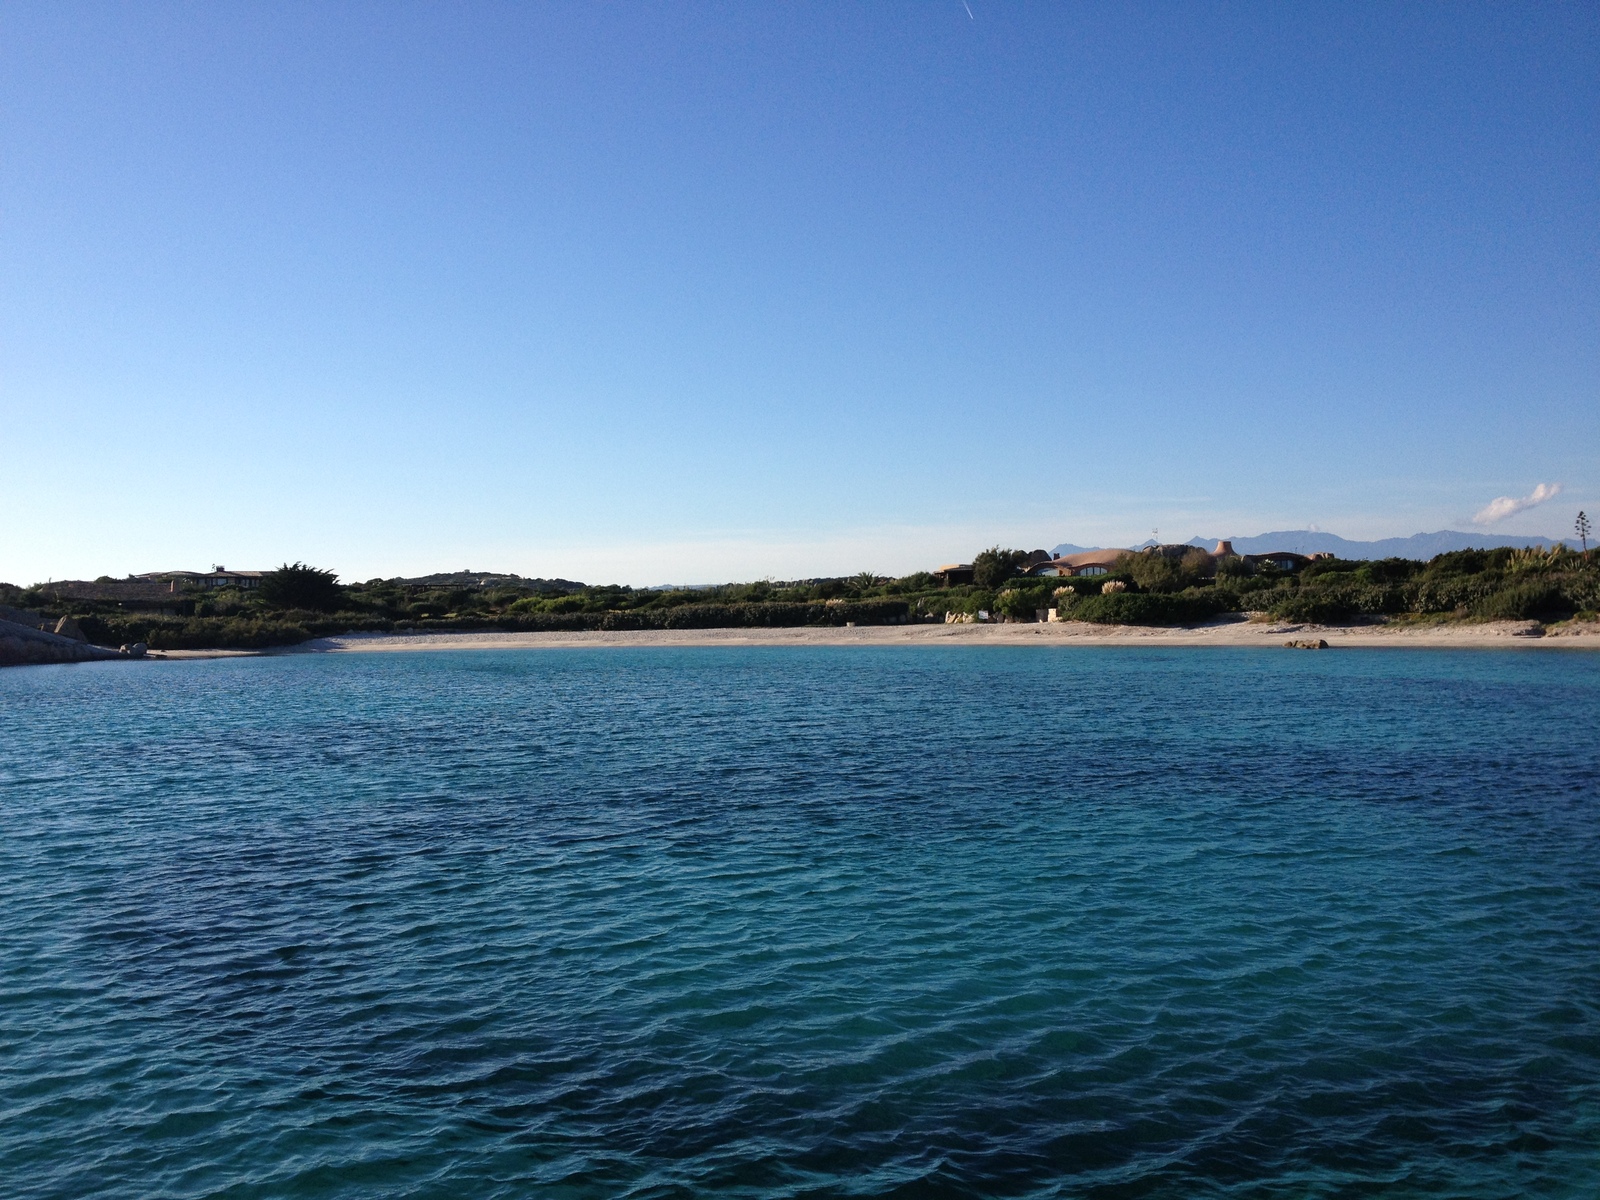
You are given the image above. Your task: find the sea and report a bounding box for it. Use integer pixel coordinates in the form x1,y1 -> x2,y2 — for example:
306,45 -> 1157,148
2,646 -> 1598,1199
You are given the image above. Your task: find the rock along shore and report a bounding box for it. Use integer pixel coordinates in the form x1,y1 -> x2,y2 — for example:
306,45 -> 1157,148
0,618 -> 129,667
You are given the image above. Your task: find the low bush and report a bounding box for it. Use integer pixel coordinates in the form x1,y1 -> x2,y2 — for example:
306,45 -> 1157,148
1471,581 -> 1569,621
1558,574 -> 1600,612
995,586 -> 1052,620
1268,593 -> 1355,624
1063,591 -> 1228,626
78,613 -> 392,649
141,618 -> 314,650
1290,581 -> 1407,616
1409,575 -> 1500,613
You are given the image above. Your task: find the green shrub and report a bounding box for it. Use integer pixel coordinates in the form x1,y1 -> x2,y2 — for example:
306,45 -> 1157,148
1352,558 -> 1422,585
1294,580 -> 1406,616
140,618 -> 313,650
1113,549 -> 1214,593
1472,581 -> 1569,621
1409,575 -> 1499,613
1558,574 -> 1600,612
1062,591 -> 1227,626
1268,593 -> 1354,623
995,587 -> 1051,620
1426,549 -> 1496,575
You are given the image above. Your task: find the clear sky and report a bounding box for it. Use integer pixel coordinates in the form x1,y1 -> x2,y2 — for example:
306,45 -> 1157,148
2,2 -> 1595,585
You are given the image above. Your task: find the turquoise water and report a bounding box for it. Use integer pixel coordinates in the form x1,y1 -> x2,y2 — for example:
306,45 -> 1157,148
2,646 -> 1598,1198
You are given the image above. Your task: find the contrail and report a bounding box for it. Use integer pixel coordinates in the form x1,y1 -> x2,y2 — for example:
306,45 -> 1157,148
962,0 -> 974,18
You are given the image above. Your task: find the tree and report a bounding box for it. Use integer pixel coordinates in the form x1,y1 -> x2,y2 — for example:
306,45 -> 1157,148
259,562 -> 345,612
1578,511 -> 1592,559
972,546 -> 1028,589
849,571 -> 878,594
1113,548 -> 1213,593
995,587 -> 1045,621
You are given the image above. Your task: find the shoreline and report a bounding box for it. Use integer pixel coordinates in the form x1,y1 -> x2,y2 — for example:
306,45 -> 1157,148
21,618 -> 1591,666
278,617 -> 1600,655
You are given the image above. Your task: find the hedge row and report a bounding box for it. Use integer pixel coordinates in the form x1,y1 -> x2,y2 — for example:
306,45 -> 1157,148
77,615 -> 310,650
1262,574 -> 1600,623
1060,591 -> 1230,626
77,613 -> 397,650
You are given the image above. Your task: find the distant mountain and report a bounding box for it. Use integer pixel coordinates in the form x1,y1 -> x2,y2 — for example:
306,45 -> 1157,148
1054,530 -> 1567,561
1187,530 -> 1570,558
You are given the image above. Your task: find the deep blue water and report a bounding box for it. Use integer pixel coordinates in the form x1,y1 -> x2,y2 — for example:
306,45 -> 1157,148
2,646 -> 1599,1199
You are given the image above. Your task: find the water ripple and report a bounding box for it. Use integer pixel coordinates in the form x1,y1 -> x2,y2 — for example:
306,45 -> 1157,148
1,646 -> 1597,1197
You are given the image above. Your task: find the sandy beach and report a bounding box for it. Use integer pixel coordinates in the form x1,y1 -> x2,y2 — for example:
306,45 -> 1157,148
281,616 -> 1600,655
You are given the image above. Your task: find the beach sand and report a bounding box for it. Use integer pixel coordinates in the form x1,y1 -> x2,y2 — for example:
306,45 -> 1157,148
283,616 -> 1600,655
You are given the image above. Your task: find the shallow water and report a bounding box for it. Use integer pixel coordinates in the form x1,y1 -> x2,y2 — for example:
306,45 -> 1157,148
2,646 -> 1598,1198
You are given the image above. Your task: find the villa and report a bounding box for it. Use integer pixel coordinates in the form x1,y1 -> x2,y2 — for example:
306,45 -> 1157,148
136,568 -> 266,592
931,563 -> 975,586
1025,549 -> 1136,578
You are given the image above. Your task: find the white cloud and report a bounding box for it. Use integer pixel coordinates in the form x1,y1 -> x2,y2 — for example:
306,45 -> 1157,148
1473,482 -> 1563,525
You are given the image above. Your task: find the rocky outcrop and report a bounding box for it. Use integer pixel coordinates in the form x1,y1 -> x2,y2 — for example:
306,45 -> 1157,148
0,619 -> 126,667
54,616 -> 88,642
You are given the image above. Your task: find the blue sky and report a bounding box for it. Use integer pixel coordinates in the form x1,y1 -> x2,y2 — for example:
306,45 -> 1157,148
2,2 -> 1595,584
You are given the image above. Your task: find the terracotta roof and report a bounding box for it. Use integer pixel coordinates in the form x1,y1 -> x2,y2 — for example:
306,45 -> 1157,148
1051,549 -> 1134,569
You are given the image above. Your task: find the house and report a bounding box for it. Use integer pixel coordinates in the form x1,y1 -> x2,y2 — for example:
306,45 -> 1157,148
1031,549 -> 1135,577
136,568 -> 266,592
195,567 -> 265,589
932,563 -> 975,586
936,550 -> 1053,585
1248,552 -> 1310,572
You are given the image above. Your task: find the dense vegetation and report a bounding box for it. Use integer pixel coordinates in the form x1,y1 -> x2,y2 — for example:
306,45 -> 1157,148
2,545 -> 1594,650
0,567 -> 923,650
1058,545 -> 1600,626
